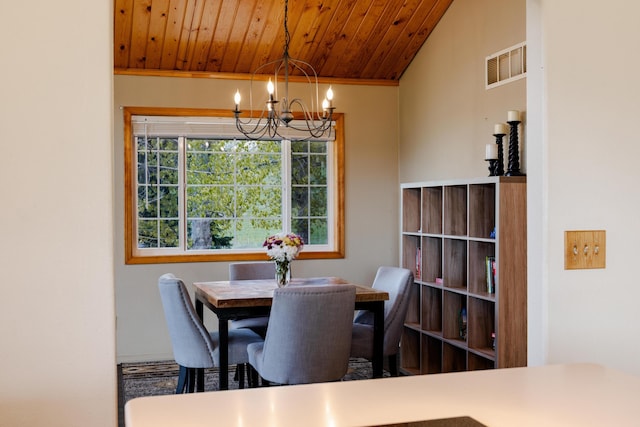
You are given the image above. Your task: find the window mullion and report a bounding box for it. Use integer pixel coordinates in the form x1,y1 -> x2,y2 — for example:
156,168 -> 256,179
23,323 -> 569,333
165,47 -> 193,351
282,139 -> 291,233
179,136 -> 187,251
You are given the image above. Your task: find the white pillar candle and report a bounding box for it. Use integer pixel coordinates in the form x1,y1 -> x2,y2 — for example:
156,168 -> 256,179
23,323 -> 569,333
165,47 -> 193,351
494,123 -> 507,135
507,110 -> 520,122
485,143 -> 498,160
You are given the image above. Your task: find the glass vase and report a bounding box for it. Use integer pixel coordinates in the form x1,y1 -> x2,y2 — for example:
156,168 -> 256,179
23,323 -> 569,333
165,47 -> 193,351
275,261 -> 290,287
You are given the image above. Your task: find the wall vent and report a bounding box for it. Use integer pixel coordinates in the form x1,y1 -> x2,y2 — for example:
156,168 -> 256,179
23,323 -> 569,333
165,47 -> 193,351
486,42 -> 526,89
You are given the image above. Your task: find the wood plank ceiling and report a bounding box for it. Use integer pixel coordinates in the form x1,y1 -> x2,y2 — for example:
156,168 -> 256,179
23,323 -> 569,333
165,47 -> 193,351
114,0 -> 453,84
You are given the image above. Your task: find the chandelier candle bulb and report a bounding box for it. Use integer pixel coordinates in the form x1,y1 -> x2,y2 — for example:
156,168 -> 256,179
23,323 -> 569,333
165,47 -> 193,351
234,91 -> 241,110
507,110 -> 520,122
486,143 -> 498,160
494,123 -> 508,135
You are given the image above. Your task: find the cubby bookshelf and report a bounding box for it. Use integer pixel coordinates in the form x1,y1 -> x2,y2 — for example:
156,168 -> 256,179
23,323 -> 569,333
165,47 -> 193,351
399,177 -> 527,375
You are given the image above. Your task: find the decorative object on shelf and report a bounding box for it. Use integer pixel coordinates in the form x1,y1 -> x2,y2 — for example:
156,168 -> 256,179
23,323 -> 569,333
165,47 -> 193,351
263,232 -> 305,287
485,256 -> 496,294
493,123 -> 508,176
484,143 -> 499,176
415,246 -> 422,281
232,0 -> 335,141
459,307 -> 467,341
506,110 -> 524,176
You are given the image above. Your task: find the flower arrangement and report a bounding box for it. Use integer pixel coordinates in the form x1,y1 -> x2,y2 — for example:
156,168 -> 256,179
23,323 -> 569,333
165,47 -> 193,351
263,232 -> 304,262
263,232 -> 304,286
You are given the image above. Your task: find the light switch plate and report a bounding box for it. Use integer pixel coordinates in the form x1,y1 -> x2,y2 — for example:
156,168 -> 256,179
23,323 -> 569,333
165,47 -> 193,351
564,230 -> 606,270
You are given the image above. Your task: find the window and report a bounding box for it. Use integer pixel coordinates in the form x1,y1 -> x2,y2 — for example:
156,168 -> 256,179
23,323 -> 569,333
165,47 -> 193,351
124,107 -> 344,264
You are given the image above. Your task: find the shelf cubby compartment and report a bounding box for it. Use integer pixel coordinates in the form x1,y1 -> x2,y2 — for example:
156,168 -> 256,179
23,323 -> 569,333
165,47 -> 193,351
468,297 -> 495,358
402,188 -> 421,232
422,186 -> 443,234
421,236 -> 442,283
402,235 -> 420,280
443,290 -> 467,343
443,185 -> 467,236
468,183 -> 496,238
468,240 -> 496,296
468,352 -> 495,371
405,282 -> 421,327
421,334 -> 443,374
442,342 -> 467,373
421,285 -> 442,333
400,328 -> 421,375
443,238 -> 467,289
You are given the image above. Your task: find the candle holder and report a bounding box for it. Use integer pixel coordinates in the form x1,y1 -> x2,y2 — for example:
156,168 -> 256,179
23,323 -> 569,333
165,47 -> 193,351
486,159 -> 499,176
493,133 -> 506,176
506,120 -> 524,176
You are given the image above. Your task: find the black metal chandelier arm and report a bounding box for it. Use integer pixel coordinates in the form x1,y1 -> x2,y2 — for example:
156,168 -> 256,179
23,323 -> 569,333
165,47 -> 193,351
234,113 -> 272,139
287,98 -> 333,124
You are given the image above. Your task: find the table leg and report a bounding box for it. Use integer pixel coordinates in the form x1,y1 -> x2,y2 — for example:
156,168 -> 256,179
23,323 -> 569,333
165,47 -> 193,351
218,319 -> 229,390
195,298 -> 204,319
372,300 -> 384,378
194,299 -> 207,391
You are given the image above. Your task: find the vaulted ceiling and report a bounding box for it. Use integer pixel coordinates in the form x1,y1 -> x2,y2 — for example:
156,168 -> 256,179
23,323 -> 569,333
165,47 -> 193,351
114,0 -> 454,85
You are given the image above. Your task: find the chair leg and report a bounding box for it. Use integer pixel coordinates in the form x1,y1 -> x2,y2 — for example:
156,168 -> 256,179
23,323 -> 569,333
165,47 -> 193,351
196,367 -> 205,392
176,365 -> 188,394
237,364 -> 245,389
186,367 -> 196,393
388,354 -> 399,377
248,364 -> 260,388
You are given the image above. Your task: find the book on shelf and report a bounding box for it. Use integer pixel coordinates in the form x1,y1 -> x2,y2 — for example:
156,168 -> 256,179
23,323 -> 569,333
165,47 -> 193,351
485,256 -> 496,294
415,247 -> 421,280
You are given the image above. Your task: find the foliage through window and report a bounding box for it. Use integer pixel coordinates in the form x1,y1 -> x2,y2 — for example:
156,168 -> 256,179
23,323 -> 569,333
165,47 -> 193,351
124,108 -> 344,264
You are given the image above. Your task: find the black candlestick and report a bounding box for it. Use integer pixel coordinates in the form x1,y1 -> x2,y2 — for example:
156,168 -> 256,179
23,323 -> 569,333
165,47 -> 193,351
506,120 -> 524,176
486,159 -> 499,176
493,133 -> 506,176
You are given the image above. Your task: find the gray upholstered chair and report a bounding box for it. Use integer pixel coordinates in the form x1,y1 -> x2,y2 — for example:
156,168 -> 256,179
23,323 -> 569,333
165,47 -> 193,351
158,273 -> 264,392
349,266 -> 414,376
247,284 -> 356,385
228,261 -> 276,337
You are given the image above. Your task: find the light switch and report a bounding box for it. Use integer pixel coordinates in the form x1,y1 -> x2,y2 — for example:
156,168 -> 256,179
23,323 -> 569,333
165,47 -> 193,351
564,230 -> 606,270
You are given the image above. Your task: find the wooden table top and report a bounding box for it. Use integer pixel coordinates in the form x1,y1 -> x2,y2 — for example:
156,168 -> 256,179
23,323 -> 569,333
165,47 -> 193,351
193,277 -> 389,309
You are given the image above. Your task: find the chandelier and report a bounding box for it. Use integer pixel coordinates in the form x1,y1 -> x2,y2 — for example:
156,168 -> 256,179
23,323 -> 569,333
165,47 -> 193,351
232,0 -> 335,141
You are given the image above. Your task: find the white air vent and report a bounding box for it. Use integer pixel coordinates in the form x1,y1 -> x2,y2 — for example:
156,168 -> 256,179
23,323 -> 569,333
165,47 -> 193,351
486,42 -> 526,89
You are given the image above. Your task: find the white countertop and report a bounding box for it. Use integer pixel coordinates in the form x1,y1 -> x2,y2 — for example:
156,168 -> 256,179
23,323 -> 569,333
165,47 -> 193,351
125,363 -> 640,427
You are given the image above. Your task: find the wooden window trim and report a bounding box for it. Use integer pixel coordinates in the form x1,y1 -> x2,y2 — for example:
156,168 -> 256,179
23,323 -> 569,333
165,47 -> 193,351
123,106 -> 345,264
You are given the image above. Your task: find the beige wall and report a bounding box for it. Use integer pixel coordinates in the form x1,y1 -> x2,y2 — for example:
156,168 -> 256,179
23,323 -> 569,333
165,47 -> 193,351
0,1 -> 116,426
527,0 -> 640,375
113,75 -> 400,362
399,0 -> 526,183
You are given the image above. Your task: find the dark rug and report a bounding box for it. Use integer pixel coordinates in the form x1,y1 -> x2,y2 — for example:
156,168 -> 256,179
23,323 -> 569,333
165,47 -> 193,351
118,357 -> 387,426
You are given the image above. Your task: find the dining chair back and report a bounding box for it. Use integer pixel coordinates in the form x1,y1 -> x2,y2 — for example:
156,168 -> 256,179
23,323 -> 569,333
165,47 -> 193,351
229,261 -> 276,281
158,273 -> 263,392
349,266 -> 414,376
228,262 -> 276,337
247,284 -> 356,385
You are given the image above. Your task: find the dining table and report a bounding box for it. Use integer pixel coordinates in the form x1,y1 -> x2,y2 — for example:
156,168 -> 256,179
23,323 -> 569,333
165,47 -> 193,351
193,276 -> 389,390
